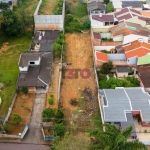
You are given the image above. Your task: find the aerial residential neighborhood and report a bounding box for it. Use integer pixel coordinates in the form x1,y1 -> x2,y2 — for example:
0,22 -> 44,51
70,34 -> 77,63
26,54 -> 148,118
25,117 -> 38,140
1,0 -> 150,149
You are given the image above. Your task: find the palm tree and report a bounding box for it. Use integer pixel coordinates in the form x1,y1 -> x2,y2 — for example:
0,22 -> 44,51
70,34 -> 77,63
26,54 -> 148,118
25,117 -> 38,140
90,123 -> 147,150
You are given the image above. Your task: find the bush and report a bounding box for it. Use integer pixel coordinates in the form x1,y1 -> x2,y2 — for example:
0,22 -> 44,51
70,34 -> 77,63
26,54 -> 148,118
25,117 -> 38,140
55,109 -> 64,123
4,123 -> 12,133
65,14 -> 74,23
21,86 -> 28,95
56,38 -> 63,45
42,108 -> 55,122
48,95 -> 54,105
100,61 -> 113,74
106,4 -> 114,12
11,113 -> 21,125
70,98 -> 78,106
53,0 -> 63,15
54,123 -> 65,137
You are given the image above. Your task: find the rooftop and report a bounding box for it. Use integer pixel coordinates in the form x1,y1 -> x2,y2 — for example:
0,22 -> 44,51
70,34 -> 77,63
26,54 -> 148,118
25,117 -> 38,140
137,55 -> 150,66
95,51 -> 108,62
115,7 -> 150,22
138,65 -> 150,88
122,1 -> 143,8
87,1 -> 106,12
17,52 -> 53,87
110,22 -> 150,37
100,87 -> 150,122
92,14 -> 115,22
116,66 -> 130,73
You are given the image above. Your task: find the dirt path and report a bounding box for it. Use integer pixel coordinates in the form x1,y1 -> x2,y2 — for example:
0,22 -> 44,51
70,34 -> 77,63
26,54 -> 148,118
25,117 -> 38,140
60,33 -> 97,129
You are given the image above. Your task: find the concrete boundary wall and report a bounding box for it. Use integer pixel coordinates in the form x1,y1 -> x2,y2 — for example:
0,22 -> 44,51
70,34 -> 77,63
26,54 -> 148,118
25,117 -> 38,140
3,93 -> 17,125
90,30 -> 104,124
34,0 -> 65,31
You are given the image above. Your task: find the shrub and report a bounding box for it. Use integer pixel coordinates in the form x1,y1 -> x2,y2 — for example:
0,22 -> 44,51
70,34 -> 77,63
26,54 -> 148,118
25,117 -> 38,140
106,4 -> 114,12
21,86 -> 28,95
11,113 -> 21,125
70,98 -> 78,106
56,38 -> 63,45
48,95 -> 54,105
4,123 -> 12,133
54,123 -> 65,137
65,14 -> 74,22
42,108 -> 55,122
55,109 -> 64,123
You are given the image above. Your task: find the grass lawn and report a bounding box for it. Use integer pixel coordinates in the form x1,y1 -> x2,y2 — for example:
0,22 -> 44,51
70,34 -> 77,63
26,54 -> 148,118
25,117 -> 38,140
0,33 -> 32,117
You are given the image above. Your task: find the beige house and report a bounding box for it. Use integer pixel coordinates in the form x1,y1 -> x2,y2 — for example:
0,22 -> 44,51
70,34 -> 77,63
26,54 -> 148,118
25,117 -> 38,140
116,66 -> 130,77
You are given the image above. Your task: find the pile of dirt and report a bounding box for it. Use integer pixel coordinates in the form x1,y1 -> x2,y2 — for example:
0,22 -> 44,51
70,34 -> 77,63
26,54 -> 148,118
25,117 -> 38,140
0,42 -> 9,55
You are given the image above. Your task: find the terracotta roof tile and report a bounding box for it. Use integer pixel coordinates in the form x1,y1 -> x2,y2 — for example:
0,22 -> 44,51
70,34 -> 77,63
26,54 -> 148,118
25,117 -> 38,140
92,15 -> 114,22
96,51 -> 108,62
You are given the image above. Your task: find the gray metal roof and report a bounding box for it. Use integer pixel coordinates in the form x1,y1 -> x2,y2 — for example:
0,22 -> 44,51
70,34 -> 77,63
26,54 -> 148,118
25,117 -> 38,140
19,53 -> 40,67
116,66 -> 130,73
103,89 -> 131,122
122,1 -> 143,8
101,88 -> 150,122
121,113 -> 136,137
17,52 -> 53,87
87,1 -> 106,12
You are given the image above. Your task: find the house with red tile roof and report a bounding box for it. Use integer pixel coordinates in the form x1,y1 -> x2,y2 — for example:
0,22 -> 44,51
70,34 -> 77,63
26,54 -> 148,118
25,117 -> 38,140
110,22 -> 150,45
122,40 -> 150,64
95,51 -> 108,66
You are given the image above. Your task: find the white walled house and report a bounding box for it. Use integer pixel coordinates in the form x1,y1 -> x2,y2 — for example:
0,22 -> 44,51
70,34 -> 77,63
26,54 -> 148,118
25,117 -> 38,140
90,14 -> 117,28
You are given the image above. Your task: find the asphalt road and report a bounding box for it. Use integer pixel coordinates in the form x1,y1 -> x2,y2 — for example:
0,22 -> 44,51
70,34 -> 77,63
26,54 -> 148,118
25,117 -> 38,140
0,143 -> 49,150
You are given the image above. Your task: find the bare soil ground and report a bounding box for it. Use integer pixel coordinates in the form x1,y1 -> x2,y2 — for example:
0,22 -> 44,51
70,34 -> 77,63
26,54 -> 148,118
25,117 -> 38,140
60,33 -> 98,131
39,0 -> 57,15
46,61 -> 60,109
7,93 -> 35,135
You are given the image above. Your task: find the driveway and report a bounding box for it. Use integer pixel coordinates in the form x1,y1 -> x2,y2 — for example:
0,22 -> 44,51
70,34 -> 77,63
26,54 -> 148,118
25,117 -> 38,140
22,94 -> 51,145
0,143 -> 49,150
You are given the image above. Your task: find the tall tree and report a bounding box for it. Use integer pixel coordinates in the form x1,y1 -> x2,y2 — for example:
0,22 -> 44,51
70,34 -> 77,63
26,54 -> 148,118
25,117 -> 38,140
90,123 -> 147,150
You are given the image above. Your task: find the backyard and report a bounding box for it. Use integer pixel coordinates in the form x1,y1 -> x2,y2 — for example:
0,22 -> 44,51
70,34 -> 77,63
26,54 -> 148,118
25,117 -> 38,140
7,93 -> 35,135
39,0 -> 59,15
60,33 -> 100,132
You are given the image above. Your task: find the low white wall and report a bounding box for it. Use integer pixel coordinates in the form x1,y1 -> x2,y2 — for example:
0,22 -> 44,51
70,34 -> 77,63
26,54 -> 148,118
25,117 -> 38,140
94,46 -> 115,51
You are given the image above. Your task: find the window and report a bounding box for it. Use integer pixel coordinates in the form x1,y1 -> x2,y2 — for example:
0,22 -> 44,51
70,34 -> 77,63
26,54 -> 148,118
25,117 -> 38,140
105,22 -> 109,26
30,62 -> 35,64
110,22 -> 113,25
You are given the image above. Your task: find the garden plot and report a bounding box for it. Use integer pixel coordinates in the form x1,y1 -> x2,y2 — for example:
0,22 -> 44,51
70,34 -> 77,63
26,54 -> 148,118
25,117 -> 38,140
6,93 -> 35,135
60,33 -> 98,130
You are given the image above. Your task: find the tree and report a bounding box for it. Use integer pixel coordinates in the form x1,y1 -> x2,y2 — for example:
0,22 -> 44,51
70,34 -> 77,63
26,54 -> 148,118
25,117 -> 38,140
11,113 -> 21,125
90,123 -> 147,150
42,108 -> 55,122
1,10 -> 22,36
104,0 -> 110,4
81,17 -> 90,30
54,123 -> 65,137
106,4 -> 114,12
100,61 -> 113,74
51,43 -> 62,58
21,86 -> 28,96
55,109 -> 64,123
65,14 -> 74,23
0,2 -> 9,11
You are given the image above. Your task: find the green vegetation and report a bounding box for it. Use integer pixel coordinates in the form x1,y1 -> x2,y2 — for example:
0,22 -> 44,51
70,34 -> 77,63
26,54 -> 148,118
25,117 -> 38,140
54,123 -> 65,137
106,4 -> 114,12
70,98 -> 78,106
100,61 -> 113,75
104,0 -> 110,4
50,133 -> 90,150
98,75 -> 140,89
65,1 -> 90,32
0,2 -> 9,11
42,108 -> 55,122
55,109 -> 64,123
53,0 -> 63,15
90,124 -> 147,150
48,95 -> 54,105
21,86 -> 28,96
4,123 -> 12,133
11,113 -> 21,125
51,33 -> 65,59
0,34 -> 32,117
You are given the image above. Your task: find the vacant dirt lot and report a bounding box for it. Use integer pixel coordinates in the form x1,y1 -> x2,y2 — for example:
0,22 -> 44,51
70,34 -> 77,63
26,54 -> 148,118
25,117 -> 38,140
60,33 -> 97,129
7,93 -> 35,135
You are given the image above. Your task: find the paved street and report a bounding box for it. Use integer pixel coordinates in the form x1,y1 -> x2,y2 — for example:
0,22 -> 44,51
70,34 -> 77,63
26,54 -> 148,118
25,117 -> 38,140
0,143 -> 49,150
